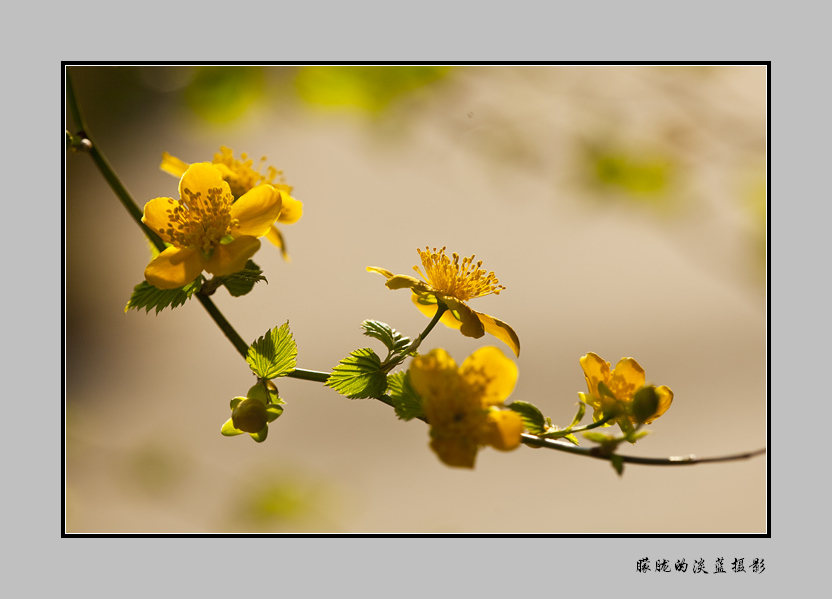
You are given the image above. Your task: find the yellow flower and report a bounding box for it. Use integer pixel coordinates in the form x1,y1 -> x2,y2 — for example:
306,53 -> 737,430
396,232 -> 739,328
579,352 -> 673,429
141,163 -> 282,289
367,247 -> 520,357
409,347 -> 524,468
160,146 -> 303,260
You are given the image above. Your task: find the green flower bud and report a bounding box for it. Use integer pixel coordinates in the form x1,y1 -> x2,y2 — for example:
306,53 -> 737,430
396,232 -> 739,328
631,385 -> 660,423
232,398 -> 269,433
246,383 -> 270,405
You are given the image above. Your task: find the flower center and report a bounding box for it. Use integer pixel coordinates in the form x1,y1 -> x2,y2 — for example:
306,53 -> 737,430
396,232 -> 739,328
213,146 -> 284,199
413,246 -> 505,301
164,185 -> 239,253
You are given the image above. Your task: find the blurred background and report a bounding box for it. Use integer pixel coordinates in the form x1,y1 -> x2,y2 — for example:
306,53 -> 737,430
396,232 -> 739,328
65,65 -> 767,534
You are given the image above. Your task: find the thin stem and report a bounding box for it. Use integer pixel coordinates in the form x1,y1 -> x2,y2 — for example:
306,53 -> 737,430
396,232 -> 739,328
195,293 -> 249,358
520,433 -> 766,466
286,368 -> 330,383
400,302 -> 448,356
66,70 -> 166,253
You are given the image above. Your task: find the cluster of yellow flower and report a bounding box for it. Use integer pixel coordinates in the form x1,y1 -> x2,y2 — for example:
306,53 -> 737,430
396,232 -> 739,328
140,148 -> 672,468
142,147 -> 303,289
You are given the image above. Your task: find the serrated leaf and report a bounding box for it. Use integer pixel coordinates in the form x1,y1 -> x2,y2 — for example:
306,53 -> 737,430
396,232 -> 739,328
220,260 -> 267,297
125,278 -> 202,314
361,320 -> 412,353
507,401 -> 546,435
386,371 -> 424,421
247,322 -> 298,379
325,348 -> 387,399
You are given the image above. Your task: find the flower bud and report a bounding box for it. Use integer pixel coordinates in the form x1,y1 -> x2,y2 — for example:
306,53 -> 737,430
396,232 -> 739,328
232,398 -> 269,433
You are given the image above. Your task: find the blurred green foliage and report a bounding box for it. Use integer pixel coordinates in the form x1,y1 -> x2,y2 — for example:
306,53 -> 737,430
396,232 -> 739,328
184,66 -> 265,123
588,147 -> 675,204
294,65 -> 453,113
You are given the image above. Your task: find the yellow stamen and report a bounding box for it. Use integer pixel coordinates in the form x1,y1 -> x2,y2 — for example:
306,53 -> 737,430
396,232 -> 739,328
163,185 -> 237,253
212,146 -> 285,198
413,246 -> 505,301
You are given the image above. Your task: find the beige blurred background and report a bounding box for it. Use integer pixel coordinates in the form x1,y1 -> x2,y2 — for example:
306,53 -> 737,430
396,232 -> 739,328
65,65 -> 767,534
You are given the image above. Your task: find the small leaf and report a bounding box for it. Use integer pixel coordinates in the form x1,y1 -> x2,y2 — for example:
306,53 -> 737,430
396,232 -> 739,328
220,260 -> 267,297
250,425 -> 269,443
569,402 -> 586,428
507,401 -> 546,435
247,322 -> 298,379
361,320 -> 412,353
562,433 -> 580,446
221,418 -> 245,436
582,431 -> 614,444
265,404 -> 284,423
610,454 -> 624,476
125,278 -> 202,314
325,348 -> 387,399
386,371 -> 424,421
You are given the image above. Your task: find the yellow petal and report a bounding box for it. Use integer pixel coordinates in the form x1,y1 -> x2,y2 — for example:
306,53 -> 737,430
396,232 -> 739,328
141,197 -> 179,244
449,300 -> 485,339
460,346 -> 518,406
265,226 -> 290,261
580,352 -> 611,397
644,385 -> 674,423
412,293 -> 467,330
204,236 -> 261,276
179,162 -> 227,200
366,266 -> 395,279
483,409 -> 524,451
277,193 -> 303,224
429,436 -> 478,468
609,358 -> 646,401
144,246 -> 204,289
230,185 -> 282,238
409,348 -> 459,404
475,312 -> 521,357
159,152 -> 190,178
385,274 -> 425,291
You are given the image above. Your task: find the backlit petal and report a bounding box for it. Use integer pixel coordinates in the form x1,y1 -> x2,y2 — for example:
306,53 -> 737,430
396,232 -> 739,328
430,436 -> 477,469
179,162 -> 227,200
384,275 -> 424,291
645,385 -> 674,423
159,152 -> 189,178
141,197 -> 179,244
409,348 -> 459,404
277,193 -> 303,224
204,236 -> 261,276
446,299 -> 485,338
483,409 -> 524,451
460,346 -> 518,406
580,352 -> 611,397
144,246 -> 204,289
476,312 -> 521,357
265,225 -> 289,260
412,293 -> 467,330
230,185 -> 282,238
366,266 -> 395,279
609,358 -> 645,401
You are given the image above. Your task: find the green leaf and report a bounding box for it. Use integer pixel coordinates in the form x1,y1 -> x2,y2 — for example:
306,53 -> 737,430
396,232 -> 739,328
250,425 -> 269,443
507,401 -> 546,435
361,320 -> 412,354
221,418 -> 244,437
562,433 -> 580,446
570,402 -> 587,428
610,454 -> 625,476
125,278 -> 202,314
325,348 -> 387,399
265,404 -> 284,423
582,431 -> 614,444
220,260 -> 267,297
386,371 -> 424,421
247,322 -> 298,379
